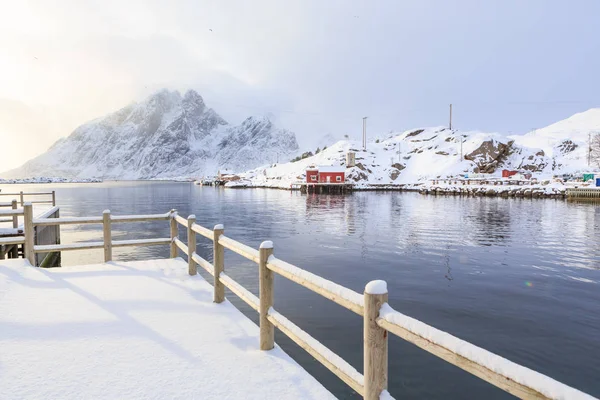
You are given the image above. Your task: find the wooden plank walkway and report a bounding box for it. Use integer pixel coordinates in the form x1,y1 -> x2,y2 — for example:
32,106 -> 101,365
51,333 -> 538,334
0,258 -> 334,400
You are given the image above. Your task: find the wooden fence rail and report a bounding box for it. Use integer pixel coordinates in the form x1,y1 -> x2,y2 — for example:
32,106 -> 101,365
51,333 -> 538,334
0,191 -> 56,207
13,205 -> 176,266
171,213 -> 596,400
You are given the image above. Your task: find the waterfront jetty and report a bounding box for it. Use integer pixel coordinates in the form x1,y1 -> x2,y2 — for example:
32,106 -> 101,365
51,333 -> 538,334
0,194 -> 596,399
566,187 -> 600,200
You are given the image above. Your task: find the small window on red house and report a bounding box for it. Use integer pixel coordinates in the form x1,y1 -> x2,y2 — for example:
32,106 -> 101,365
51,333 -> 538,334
336,176 -> 342,182
311,175 -> 317,181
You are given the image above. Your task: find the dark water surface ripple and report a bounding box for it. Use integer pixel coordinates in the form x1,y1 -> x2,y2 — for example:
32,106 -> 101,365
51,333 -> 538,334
7,181 -> 600,399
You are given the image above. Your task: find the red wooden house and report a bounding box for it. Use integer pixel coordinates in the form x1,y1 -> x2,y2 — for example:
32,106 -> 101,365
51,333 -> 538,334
306,166 -> 346,183
502,169 -> 518,178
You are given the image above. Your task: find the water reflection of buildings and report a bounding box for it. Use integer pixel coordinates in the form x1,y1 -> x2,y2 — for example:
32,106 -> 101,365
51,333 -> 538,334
304,193 -> 351,233
303,193 -> 372,258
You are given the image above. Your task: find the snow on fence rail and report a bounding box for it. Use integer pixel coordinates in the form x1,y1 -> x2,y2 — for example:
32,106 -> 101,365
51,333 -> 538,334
377,304 -> 595,400
0,191 -> 56,207
266,256 -> 364,316
0,236 -> 25,245
14,205 -> 178,265
171,213 -> 597,400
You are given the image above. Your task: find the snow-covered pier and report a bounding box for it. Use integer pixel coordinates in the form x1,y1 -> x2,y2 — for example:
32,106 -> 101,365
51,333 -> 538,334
0,258 -> 334,399
296,182 -> 354,194
567,187 -> 600,200
0,203 -> 597,399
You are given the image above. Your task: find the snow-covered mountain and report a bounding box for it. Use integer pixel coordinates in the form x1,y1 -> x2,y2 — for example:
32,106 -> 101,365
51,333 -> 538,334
236,109 -> 600,188
4,89 -> 299,179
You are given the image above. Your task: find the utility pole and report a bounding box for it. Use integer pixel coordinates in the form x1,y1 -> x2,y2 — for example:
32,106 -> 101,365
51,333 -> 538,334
589,132 -> 592,167
362,117 -> 368,151
449,104 -> 453,130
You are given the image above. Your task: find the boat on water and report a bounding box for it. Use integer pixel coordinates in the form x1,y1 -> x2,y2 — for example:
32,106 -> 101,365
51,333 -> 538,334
194,177 -> 217,186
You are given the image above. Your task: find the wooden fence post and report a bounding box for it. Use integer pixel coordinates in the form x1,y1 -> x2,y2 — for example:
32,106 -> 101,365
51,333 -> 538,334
10,200 -> 18,258
51,191 -> 56,206
19,191 -> 24,206
23,203 -> 35,265
259,240 -> 274,350
187,215 -> 197,275
103,210 -> 112,262
11,200 -> 18,228
169,209 -> 178,258
213,224 -> 225,303
364,280 -> 388,400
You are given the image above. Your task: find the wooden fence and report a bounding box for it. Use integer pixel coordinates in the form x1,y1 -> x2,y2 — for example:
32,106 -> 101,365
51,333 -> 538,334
0,191 -> 55,224
4,204 -> 595,400
169,212 -> 595,400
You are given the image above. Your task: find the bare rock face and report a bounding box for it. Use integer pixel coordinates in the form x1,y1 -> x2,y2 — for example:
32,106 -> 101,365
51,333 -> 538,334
510,146 -> 549,172
348,169 -> 368,181
464,140 -> 514,173
406,129 -> 424,138
556,140 -> 578,155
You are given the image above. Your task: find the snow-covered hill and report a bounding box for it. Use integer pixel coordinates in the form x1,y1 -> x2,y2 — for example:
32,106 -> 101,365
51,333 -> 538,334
236,109 -> 600,189
510,108 -> 600,173
4,90 -> 299,179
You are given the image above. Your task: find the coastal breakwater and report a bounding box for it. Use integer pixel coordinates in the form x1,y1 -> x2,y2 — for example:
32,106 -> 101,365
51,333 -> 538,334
419,184 -> 567,199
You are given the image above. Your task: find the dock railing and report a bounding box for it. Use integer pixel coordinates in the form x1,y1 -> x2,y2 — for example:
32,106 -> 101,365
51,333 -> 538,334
169,212 -> 595,400
6,204 -> 595,400
0,206 -> 26,255
0,190 -> 56,207
24,205 -> 172,265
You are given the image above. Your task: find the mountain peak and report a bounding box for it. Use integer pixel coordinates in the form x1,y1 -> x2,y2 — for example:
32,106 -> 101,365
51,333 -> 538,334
183,89 -> 205,106
180,90 -> 207,119
4,89 -> 298,179
146,89 -> 181,107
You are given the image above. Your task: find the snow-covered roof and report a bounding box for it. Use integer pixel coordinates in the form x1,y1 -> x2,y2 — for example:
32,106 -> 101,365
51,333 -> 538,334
317,165 -> 346,173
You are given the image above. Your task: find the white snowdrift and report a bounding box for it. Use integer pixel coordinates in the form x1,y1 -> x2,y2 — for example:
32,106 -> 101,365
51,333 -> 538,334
0,258 -> 334,400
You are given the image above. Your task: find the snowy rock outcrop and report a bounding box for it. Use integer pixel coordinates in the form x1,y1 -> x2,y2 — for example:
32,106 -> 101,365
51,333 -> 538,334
510,108 -> 600,172
464,139 -> 514,173
5,90 -> 299,179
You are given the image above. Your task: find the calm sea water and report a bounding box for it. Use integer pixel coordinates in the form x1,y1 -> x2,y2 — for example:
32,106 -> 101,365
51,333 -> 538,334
5,181 -> 600,399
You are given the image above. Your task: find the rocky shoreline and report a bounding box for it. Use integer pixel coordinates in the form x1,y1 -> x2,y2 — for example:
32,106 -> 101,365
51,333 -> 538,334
419,185 -> 567,199
224,182 -> 572,199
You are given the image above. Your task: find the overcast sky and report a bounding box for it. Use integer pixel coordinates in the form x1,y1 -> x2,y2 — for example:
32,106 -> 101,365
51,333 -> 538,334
1,0 -> 599,171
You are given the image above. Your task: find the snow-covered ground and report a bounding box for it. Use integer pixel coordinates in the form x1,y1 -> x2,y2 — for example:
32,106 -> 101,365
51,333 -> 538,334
0,258 -> 334,400
236,109 -> 600,191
